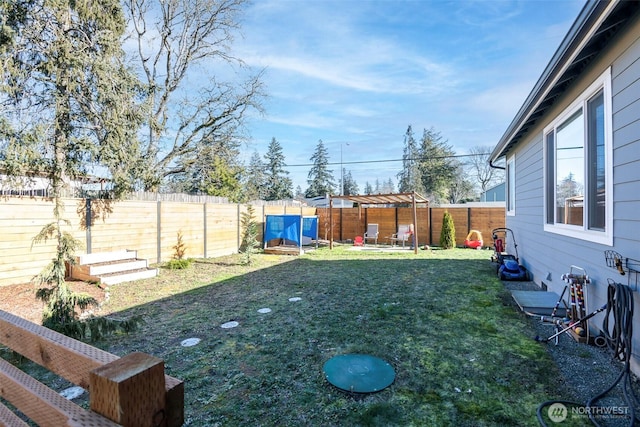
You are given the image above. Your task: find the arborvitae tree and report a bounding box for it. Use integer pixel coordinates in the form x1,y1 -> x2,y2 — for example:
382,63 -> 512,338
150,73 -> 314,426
343,170 -> 359,195
397,125 -> 423,193
439,211 -> 456,249
240,205 -> 260,265
167,231 -> 192,269
244,151 -> 268,201
418,127 -> 458,204
305,139 -> 335,198
264,137 -> 293,200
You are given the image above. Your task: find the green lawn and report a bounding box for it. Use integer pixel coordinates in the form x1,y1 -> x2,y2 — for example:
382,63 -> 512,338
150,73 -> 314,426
95,247 -> 569,426
91,247 -> 576,426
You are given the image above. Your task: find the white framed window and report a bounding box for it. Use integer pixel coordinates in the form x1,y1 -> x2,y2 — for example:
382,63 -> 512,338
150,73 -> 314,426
543,68 -> 613,245
506,155 -> 515,216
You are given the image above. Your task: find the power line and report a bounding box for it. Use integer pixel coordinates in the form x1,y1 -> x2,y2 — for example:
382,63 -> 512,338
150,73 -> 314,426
284,152 -> 493,168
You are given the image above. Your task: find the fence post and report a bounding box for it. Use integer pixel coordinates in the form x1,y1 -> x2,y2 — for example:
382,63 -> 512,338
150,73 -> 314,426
85,198 -> 92,254
203,203 -> 207,258
428,207 -> 433,245
90,352 -> 166,426
237,204 -> 241,252
157,201 -> 162,264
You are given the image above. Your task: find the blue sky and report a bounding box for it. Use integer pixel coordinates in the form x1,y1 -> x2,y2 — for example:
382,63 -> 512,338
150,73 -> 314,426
235,0 -> 585,193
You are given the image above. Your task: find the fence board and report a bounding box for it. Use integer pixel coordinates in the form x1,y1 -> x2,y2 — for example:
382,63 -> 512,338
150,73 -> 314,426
89,200 -> 158,261
161,202 -> 206,260
317,206 -> 503,247
207,204 -> 239,258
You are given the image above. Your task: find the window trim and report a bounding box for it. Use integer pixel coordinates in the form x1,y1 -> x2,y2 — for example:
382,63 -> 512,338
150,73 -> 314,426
506,155 -> 515,216
542,67 -> 613,246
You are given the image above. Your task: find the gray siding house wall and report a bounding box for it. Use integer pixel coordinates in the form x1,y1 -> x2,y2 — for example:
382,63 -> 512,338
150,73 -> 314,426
491,1 -> 640,374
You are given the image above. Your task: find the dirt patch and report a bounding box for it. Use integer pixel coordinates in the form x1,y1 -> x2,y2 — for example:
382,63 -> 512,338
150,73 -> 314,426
0,281 -> 107,325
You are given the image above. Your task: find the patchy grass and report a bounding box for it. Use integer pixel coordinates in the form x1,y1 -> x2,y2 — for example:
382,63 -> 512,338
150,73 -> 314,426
86,246 -> 571,426
3,247 -> 572,426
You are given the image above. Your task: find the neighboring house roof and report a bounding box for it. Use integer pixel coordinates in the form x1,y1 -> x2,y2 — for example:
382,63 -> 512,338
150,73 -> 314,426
490,0 -> 639,162
480,182 -> 505,202
439,201 -> 505,208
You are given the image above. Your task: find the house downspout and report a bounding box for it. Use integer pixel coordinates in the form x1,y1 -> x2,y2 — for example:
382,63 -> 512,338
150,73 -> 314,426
489,159 -> 505,170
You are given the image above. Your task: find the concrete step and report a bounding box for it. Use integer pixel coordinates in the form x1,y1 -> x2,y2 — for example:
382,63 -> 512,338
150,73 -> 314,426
70,251 -> 158,285
75,259 -> 149,276
76,250 -> 137,265
98,268 -> 159,285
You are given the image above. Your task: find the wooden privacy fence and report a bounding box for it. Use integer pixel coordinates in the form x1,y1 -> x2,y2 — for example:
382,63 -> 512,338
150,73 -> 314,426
0,196 -> 504,287
0,309 -> 184,426
0,196 -> 316,288
317,206 -> 505,247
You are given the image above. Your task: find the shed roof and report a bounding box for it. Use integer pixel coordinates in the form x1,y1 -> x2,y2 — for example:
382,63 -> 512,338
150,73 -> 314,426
490,0 -> 639,162
329,192 -> 429,206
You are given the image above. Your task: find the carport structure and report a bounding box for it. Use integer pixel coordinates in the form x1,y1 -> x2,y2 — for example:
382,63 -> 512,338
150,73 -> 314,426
328,192 -> 429,254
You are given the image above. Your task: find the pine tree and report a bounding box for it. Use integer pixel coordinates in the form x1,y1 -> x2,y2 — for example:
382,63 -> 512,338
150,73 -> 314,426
264,137 -> 293,200
1,0 -> 146,194
179,135 -> 245,202
305,140 -> 335,198
183,148 -> 244,201
364,182 -> 373,195
381,177 -> 395,194
397,125 -> 423,193
440,211 -> 456,249
244,151 -> 268,201
449,161 -> 476,203
343,170 -> 359,195
374,179 -> 381,194
1,0 -> 144,338
294,185 -> 305,201
418,127 -> 458,204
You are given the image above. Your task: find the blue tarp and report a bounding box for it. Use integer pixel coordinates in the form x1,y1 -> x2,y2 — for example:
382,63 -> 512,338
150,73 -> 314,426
302,216 -> 318,239
264,215 -> 318,247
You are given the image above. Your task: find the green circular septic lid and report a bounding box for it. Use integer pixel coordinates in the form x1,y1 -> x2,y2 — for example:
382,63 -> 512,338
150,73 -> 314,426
323,354 -> 395,393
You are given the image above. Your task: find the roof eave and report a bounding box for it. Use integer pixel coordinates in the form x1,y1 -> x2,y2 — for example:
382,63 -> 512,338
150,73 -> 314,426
490,0 -> 616,162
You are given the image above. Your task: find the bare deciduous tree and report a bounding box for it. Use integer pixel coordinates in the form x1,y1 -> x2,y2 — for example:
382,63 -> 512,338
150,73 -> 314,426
125,0 -> 265,189
466,145 -> 504,193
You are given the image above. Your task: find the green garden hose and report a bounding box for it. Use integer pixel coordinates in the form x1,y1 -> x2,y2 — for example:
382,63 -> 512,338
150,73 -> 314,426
537,281 -> 637,427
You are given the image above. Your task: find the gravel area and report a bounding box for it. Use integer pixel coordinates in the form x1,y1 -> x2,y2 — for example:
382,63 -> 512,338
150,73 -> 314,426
503,280 -> 640,426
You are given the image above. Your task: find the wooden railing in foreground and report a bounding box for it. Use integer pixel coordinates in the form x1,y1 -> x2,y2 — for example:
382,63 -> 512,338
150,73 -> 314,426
0,310 -> 184,427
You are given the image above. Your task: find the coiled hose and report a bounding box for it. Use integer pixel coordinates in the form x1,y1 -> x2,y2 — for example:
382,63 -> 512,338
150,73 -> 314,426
537,281 -> 638,426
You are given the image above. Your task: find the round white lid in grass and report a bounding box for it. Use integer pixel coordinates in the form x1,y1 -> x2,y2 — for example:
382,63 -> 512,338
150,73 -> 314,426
181,338 -> 201,347
221,321 -> 239,329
